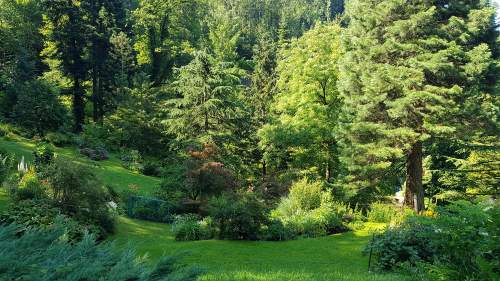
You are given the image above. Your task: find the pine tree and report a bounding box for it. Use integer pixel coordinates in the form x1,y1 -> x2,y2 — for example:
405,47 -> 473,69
41,0 -> 89,132
339,0 -> 499,212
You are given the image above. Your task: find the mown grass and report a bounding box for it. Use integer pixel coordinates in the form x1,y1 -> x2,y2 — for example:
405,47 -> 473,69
0,136 -> 160,196
111,217 -> 411,281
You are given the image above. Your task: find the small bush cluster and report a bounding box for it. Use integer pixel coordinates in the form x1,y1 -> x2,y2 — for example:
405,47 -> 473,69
80,147 -> 109,161
271,179 -> 346,238
44,131 -> 73,147
3,157 -> 116,240
126,195 -> 175,223
366,200 -> 499,281
366,202 -> 400,223
208,192 -> 267,240
172,214 -> 215,241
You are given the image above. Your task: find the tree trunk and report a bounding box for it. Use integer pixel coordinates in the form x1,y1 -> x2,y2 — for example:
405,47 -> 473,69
404,142 -> 425,212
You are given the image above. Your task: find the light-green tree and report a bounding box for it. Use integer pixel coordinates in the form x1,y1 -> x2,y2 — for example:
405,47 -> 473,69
259,22 -> 343,182
339,0 -> 499,211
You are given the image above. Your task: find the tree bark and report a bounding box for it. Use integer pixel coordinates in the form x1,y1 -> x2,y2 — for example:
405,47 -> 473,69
404,142 -> 425,212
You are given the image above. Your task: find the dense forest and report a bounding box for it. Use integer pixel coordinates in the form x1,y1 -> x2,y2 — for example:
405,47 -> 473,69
0,0 -> 498,280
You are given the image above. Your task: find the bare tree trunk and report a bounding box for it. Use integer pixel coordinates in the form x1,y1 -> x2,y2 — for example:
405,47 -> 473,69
404,142 -> 425,212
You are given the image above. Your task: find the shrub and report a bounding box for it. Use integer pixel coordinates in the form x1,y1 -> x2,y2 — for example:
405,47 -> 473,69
261,219 -> 296,241
80,147 -> 109,161
11,80 -> 66,135
33,143 -> 55,172
172,214 -> 214,241
367,202 -> 399,223
45,159 -> 115,238
0,200 -> 91,241
209,192 -> 267,240
141,160 -> 162,177
0,223 -> 204,280
15,169 -> 46,201
44,132 -> 73,147
366,201 -> 498,280
126,195 -> 174,223
272,179 -> 346,238
120,149 -> 143,172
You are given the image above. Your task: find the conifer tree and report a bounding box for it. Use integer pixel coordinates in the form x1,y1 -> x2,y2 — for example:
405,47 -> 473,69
339,0 -> 499,211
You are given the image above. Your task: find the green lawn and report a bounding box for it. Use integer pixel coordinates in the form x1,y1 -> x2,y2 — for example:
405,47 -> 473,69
0,136 -> 160,196
111,217 -> 411,281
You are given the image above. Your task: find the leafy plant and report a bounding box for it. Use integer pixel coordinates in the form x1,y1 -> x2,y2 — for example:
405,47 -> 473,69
209,192 -> 267,240
172,214 -> 214,241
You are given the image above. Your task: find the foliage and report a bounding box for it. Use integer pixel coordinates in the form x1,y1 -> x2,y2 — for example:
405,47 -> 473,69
45,158 -> 115,237
120,149 -> 143,172
183,144 -> 237,201
260,219 -> 296,241
0,200 -> 96,241
0,223 -> 204,281
208,192 -> 267,240
0,151 -> 13,184
366,201 -> 499,280
13,169 -> 46,201
259,22 -> 343,182
44,131 -> 73,147
80,147 -> 109,161
11,80 -> 66,135
339,0 -> 499,211
32,142 -> 55,171
272,179 -> 345,237
172,214 -> 215,241
366,203 -> 400,224
126,195 -> 174,223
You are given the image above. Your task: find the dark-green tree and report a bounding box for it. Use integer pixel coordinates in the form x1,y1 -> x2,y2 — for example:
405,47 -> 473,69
339,0 -> 499,211
41,0 -> 89,132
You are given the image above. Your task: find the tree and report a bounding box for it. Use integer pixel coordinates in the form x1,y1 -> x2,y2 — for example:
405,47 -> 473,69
259,22 -> 343,182
133,0 -> 205,86
12,80 -> 66,135
41,0 -> 88,132
339,0 -> 499,212
165,50 -> 242,147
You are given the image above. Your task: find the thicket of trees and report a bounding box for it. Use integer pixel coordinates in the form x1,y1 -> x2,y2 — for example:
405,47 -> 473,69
0,0 -> 498,214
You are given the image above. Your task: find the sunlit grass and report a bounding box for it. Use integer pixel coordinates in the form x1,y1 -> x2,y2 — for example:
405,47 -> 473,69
111,217 -> 411,281
0,137 -> 160,196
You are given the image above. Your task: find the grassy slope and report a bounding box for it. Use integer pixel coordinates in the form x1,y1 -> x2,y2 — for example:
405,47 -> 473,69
0,136 -> 160,196
112,217 -> 410,281
1,136 -> 411,281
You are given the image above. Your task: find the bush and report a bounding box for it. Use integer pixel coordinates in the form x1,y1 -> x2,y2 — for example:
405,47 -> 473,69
367,202 -> 400,223
120,149 -> 143,172
33,143 -> 55,172
209,192 -> 267,240
142,160 -> 162,177
261,219 -> 296,241
126,195 -> 174,223
0,200 -> 92,241
0,223 -> 204,280
80,147 -> 109,161
45,159 -> 115,238
172,214 -> 214,241
272,179 -> 346,238
14,169 -> 46,201
11,80 -> 66,135
44,132 -> 73,147
366,200 -> 499,280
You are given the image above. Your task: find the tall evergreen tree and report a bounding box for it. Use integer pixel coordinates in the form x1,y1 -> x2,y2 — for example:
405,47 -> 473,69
41,0 -> 88,132
339,0 -> 499,211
